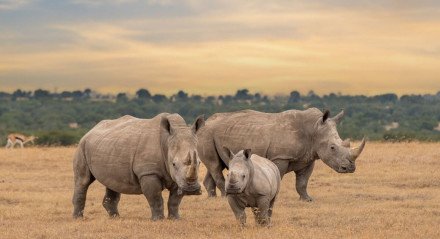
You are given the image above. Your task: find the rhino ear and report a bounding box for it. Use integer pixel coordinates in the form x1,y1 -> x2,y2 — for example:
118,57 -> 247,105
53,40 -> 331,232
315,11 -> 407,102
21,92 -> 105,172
192,115 -> 205,134
243,149 -> 251,160
322,110 -> 330,123
223,146 -> 234,159
161,116 -> 173,135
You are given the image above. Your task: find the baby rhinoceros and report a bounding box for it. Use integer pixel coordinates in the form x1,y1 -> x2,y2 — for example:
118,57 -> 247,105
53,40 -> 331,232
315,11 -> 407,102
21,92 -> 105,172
225,148 -> 281,226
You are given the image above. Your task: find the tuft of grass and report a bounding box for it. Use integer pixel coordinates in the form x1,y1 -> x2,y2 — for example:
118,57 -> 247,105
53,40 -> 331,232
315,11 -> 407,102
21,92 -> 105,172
1,143 -> 440,238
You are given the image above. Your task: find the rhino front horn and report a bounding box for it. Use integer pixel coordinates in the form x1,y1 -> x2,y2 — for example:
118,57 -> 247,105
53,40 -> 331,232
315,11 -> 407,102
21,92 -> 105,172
350,137 -> 366,161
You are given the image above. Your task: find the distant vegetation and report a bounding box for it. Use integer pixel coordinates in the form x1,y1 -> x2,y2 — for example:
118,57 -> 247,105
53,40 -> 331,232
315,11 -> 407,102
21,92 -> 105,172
0,88 -> 439,145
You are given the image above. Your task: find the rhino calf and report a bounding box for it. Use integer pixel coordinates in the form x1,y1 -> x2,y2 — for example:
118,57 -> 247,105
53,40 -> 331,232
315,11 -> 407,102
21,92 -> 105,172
225,149 -> 281,226
72,113 -> 205,220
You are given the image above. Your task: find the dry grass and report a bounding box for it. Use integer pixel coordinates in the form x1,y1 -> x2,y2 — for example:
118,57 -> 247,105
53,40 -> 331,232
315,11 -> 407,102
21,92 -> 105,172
1,143 -> 440,238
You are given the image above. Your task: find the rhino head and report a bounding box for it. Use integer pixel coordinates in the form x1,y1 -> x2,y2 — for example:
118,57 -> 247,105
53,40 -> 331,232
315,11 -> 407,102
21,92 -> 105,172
224,148 -> 252,195
161,115 -> 205,195
313,110 -> 366,173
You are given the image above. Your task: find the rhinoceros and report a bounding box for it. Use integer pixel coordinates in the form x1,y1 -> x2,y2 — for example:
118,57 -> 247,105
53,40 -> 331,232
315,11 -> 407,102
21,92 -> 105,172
225,148 -> 281,226
197,108 -> 365,200
72,113 -> 205,220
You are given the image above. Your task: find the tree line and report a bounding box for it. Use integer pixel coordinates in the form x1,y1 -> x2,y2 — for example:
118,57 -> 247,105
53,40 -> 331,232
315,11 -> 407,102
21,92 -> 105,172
0,88 -> 439,146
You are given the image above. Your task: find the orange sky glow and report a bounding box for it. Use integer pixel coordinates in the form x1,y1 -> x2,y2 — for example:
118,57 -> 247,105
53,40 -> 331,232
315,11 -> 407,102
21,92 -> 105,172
0,1 -> 439,96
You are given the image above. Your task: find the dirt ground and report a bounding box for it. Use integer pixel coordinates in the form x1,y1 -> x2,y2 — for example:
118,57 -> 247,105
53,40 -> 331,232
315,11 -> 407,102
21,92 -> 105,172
1,142 -> 439,238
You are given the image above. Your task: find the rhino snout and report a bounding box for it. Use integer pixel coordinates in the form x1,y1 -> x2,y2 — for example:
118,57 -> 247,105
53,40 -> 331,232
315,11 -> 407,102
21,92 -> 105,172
178,182 -> 202,196
338,163 -> 356,173
225,182 -> 243,194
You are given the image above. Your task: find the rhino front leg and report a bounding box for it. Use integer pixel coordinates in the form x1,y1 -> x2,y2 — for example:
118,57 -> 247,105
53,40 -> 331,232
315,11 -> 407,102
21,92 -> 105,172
140,175 -> 165,221
102,187 -> 121,218
203,172 -> 217,197
295,161 -> 315,202
204,162 -> 226,197
167,185 -> 184,220
72,153 -> 95,219
227,196 -> 246,226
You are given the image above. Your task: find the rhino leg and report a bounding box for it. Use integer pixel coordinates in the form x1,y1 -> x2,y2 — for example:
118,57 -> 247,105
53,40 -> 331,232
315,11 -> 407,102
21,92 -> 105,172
227,196 -> 246,226
203,172 -> 217,197
140,175 -> 165,221
102,188 -> 121,218
295,161 -> 315,202
256,197 -> 271,226
167,185 -> 184,220
268,197 -> 276,218
72,153 -> 95,219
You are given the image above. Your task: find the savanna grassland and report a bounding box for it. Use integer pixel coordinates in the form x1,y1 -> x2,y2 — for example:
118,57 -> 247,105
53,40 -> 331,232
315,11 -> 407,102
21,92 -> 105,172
1,143 -> 439,239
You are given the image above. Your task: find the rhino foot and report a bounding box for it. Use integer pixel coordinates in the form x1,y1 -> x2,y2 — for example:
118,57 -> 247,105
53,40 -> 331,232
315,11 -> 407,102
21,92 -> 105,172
299,196 -> 313,202
108,213 -> 120,218
168,214 -> 180,220
207,190 -> 217,197
72,210 -> 84,219
151,215 -> 165,221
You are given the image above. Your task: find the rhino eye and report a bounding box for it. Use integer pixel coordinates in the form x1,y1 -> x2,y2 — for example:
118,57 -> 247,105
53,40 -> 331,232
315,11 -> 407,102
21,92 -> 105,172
172,162 -> 176,167
330,145 -> 335,150
242,174 -> 245,179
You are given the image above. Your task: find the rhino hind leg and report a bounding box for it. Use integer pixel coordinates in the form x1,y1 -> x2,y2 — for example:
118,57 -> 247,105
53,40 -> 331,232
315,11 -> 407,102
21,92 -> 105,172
268,197 -> 276,218
295,161 -> 315,202
72,161 -> 95,219
102,188 -> 121,218
140,175 -> 165,221
256,197 -> 271,227
203,172 -> 217,197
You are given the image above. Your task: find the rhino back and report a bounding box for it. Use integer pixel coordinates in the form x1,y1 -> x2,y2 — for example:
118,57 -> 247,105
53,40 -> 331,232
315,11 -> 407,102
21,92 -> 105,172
205,109 -> 319,165
81,114 -> 167,194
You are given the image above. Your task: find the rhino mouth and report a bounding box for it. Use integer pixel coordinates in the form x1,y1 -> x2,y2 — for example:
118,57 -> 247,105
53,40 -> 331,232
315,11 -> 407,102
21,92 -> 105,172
177,183 -> 202,196
337,165 -> 356,173
225,187 -> 243,195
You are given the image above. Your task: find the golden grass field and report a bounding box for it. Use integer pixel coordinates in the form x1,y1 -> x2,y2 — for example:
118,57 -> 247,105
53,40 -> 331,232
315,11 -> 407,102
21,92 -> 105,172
1,142 -> 439,238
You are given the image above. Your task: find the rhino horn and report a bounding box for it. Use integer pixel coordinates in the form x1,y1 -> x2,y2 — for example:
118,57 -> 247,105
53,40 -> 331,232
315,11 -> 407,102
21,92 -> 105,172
342,138 -> 351,148
350,137 -> 366,161
332,110 -> 344,124
186,152 -> 197,181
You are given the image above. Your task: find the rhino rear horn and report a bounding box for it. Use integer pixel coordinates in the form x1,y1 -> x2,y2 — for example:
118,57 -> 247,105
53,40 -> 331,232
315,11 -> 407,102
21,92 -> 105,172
332,110 -> 344,124
342,138 -> 351,148
350,137 -> 366,161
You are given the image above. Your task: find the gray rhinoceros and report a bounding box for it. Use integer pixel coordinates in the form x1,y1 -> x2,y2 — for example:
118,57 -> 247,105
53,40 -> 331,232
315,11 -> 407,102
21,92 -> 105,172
225,149 -> 281,226
72,113 -> 205,220
197,108 -> 365,200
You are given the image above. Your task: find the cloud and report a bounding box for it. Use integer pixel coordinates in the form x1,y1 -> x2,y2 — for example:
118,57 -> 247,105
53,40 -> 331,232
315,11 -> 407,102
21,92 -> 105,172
0,0 -> 31,10
72,0 -> 136,5
0,0 -> 440,95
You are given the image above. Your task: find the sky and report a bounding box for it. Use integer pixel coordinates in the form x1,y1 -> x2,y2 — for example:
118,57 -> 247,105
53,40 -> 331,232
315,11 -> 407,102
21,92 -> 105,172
0,0 -> 440,96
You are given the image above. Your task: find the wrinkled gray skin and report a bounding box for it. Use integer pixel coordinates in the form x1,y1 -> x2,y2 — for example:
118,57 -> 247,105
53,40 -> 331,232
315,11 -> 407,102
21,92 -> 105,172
226,149 -> 281,226
197,108 -> 366,201
72,113 -> 205,220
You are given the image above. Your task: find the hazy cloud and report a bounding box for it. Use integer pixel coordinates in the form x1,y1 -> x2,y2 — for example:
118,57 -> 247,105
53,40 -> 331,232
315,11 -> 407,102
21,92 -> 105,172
0,0 -> 31,10
0,0 -> 439,95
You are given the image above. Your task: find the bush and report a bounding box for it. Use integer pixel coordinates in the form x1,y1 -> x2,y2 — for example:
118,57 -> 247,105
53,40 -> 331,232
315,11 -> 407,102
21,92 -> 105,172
36,130 -> 83,146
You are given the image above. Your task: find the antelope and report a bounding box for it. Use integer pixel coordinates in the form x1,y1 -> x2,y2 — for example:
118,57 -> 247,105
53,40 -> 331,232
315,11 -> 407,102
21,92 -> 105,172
5,134 -> 37,148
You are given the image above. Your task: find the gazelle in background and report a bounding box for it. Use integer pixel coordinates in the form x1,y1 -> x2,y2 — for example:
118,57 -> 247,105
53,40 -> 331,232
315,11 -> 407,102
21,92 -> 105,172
5,134 -> 37,148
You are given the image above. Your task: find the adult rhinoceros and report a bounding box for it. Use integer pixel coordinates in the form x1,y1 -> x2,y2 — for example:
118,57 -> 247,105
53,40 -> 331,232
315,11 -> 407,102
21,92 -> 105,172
197,108 -> 365,201
72,113 -> 205,220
